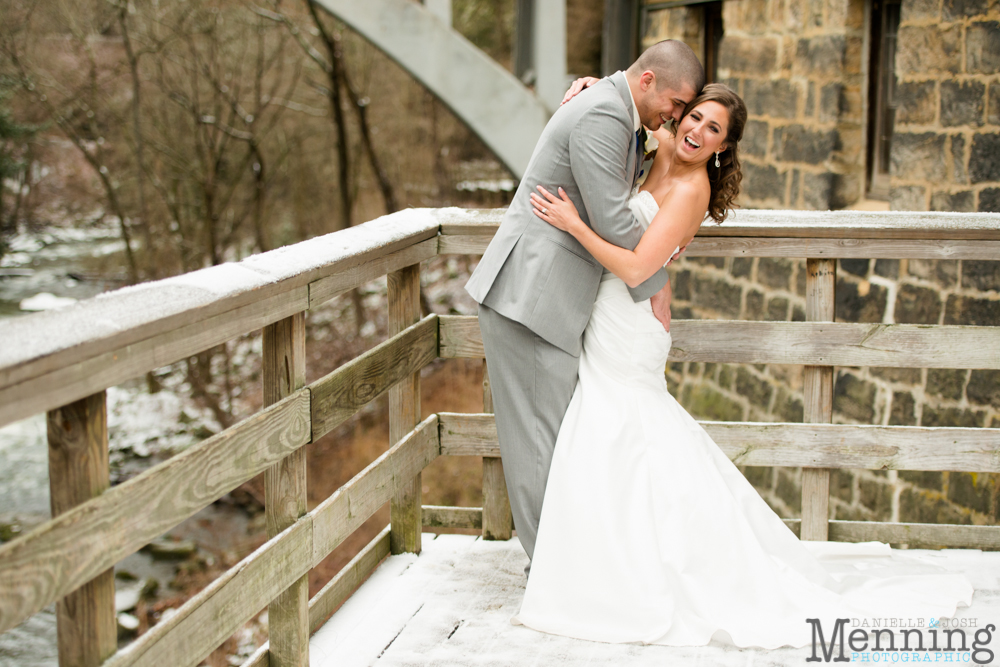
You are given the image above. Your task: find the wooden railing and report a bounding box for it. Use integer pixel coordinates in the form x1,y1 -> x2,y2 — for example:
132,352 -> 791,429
1,207 -> 999,667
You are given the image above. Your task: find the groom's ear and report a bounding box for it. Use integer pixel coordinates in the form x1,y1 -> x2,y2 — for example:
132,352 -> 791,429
639,70 -> 655,92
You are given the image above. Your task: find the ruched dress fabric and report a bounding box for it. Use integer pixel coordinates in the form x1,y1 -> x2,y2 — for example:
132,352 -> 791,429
511,190 -> 974,649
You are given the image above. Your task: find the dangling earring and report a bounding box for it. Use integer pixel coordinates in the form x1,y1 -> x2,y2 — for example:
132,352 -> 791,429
715,151 -> 721,168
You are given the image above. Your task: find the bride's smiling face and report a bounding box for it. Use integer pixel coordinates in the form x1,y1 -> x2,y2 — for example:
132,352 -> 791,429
674,101 -> 730,165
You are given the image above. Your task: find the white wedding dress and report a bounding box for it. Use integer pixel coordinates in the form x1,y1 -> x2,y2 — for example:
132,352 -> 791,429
512,190 -> 974,649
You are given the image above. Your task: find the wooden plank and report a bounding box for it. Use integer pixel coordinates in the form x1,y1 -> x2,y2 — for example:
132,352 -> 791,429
801,258 -> 835,542
440,315 -> 1000,369
47,392 -> 116,667
782,519 -> 1000,550
308,526 -> 391,633
309,315 -> 438,441
262,314 -> 309,667
423,506 -> 483,529
437,235 -> 492,256
438,412 -> 1000,472
439,413 -> 500,457
0,287 -> 308,431
311,416 -> 440,566
0,390 -> 310,635
103,518 -> 313,667
309,238 -> 438,307
388,265 -> 423,555
481,361 -> 512,540
682,237 -> 1000,260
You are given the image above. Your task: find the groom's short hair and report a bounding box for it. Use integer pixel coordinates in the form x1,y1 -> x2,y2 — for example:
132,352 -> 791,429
627,40 -> 706,94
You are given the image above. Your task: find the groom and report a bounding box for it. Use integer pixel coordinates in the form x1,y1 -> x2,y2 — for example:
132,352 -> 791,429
465,40 -> 705,571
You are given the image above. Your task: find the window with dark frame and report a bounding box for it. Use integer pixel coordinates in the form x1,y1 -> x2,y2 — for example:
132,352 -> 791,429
867,0 -> 901,200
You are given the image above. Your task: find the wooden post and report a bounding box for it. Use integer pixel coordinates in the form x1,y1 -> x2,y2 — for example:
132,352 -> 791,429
389,265 -> 422,554
263,312 -> 309,667
47,392 -> 116,667
801,258 -> 836,541
481,361 -> 513,540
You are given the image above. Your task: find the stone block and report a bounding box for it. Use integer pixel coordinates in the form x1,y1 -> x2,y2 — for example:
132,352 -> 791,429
745,289 -> 765,319
796,263 -> 807,296
688,256 -> 726,269
921,405 -> 985,427
989,84 -> 1000,125
671,268 -> 692,300
947,473 -> 996,516
941,80 -> 985,127
944,294 -> 1000,325
902,0 -> 941,21
839,258 -> 870,277
899,488 -> 971,525
690,274 -> 743,318
871,367 -> 922,385
894,283 -> 942,324
775,469 -> 802,513
926,368 -> 967,400
731,256 -> 753,278
791,305 -> 806,321
802,172 -> 834,209
742,161 -> 787,203
794,36 -> 846,76
766,296 -> 789,320
718,364 -> 735,389
906,258 -> 957,288
962,260 -> 1000,291
742,120 -> 769,158
943,0 -> 988,20
736,367 -> 774,408
774,125 -> 837,164
899,470 -> 944,491
952,134 -> 968,185
818,83 -> 843,123
980,188 -> 1000,212
967,22 -> 1000,75
830,469 -> 853,502
744,79 -> 799,119
836,277 -> 888,322
889,390 -> 917,425
890,132 -> 948,181
757,257 -> 794,290
789,169 -> 802,204
967,370 -> 1000,407
742,466 -> 773,489
894,80 -> 937,125
680,383 -> 745,421
896,25 -> 961,76
775,387 -> 804,422
719,36 -> 779,75
890,185 -> 927,211
804,82 -> 816,117
834,371 -> 877,422
873,259 -> 899,279
970,133 -> 1000,183
930,190 -> 975,211
859,477 -> 893,518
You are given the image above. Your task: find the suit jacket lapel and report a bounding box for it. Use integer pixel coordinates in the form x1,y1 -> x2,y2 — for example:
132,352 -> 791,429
611,72 -> 643,188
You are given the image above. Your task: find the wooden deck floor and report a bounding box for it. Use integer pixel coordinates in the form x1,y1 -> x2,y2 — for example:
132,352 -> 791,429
309,534 -> 1000,666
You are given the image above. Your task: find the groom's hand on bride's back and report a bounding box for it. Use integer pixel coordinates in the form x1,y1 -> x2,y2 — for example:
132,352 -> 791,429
560,76 -> 601,106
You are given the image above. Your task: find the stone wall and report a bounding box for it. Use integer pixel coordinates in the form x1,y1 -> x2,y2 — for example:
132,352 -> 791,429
890,0 -> 1000,212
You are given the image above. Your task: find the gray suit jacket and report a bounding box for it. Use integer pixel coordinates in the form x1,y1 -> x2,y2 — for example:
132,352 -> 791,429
465,71 -> 670,356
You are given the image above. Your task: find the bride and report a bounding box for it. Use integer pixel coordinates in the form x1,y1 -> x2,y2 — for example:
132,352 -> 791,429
516,83 -> 974,649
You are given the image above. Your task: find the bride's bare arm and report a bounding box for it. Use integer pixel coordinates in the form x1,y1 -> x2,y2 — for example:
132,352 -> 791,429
531,185 -> 705,288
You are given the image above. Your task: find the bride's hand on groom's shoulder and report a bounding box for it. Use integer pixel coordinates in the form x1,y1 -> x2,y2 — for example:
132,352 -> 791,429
531,186 -> 580,233
561,77 -> 600,106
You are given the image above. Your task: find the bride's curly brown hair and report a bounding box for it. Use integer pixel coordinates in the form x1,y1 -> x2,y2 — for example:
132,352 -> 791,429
674,83 -> 747,224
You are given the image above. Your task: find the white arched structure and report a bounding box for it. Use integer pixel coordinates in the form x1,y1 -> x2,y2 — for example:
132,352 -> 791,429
313,0 -> 565,178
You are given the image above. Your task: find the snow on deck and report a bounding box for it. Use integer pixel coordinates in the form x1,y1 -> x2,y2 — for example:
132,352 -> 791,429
310,534 -> 1000,666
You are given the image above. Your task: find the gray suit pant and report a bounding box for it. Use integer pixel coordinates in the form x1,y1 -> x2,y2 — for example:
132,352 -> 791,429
477,303 -> 580,566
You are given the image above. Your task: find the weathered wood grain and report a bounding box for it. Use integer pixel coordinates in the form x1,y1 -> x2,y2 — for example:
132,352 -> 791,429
481,361 -> 513,540
311,416 -> 440,565
47,392 -> 116,667
439,316 -> 1000,368
438,413 -> 1000,472
309,238 -> 438,307
423,506 -> 483,529
782,519 -> 1000,550
309,315 -> 438,441
0,390 -> 310,635
263,314 -> 309,667
388,265 -> 423,555
103,518 -> 313,667
0,288 -> 308,431
682,237 -> 1000,260
309,526 -> 391,633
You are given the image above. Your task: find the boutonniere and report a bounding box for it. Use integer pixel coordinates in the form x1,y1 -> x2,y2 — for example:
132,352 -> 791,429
637,131 -> 659,187
643,131 -> 659,156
